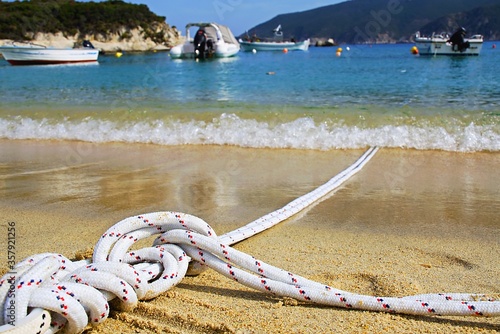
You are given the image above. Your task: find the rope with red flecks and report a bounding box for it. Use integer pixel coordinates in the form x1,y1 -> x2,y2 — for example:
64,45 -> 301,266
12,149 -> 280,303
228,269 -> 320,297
1,147 -> 499,334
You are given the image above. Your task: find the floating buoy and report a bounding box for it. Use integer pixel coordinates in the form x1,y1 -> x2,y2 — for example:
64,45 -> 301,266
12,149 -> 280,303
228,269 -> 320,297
283,48 -> 288,53
252,49 -> 257,53
336,47 -> 343,53
493,44 -> 497,49
266,71 -> 276,75
336,51 -> 342,57
411,46 -> 419,55
115,52 -> 123,58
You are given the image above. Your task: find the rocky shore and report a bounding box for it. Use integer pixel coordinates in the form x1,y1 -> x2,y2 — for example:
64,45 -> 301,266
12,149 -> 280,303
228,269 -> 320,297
0,23 -> 183,52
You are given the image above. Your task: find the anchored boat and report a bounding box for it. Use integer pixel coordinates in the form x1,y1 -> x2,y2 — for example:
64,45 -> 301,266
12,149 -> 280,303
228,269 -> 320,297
239,39 -> 310,52
170,22 -> 240,59
414,28 -> 483,56
0,40 -> 99,65
239,25 -> 310,52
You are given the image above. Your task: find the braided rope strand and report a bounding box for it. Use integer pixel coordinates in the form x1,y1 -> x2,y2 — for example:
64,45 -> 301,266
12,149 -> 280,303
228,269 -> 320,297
218,146 -> 379,245
161,229 -> 499,317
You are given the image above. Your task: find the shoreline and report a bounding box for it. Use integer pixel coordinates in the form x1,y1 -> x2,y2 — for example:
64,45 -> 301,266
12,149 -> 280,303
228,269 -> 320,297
0,139 -> 498,333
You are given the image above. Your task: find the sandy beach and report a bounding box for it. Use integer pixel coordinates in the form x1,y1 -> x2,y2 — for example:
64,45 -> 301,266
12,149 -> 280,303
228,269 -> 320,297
0,139 -> 498,333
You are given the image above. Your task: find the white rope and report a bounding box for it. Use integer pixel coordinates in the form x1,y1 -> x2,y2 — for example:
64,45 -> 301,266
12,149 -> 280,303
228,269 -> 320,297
1,147 -> 499,334
219,146 -> 379,245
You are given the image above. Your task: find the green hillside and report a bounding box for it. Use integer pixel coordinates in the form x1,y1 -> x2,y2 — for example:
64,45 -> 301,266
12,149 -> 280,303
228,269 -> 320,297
0,0 -> 170,42
419,4 -> 500,39
245,0 -> 500,43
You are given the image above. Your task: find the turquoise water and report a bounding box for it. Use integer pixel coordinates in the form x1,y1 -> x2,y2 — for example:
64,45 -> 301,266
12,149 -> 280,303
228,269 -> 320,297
1,43 -> 499,151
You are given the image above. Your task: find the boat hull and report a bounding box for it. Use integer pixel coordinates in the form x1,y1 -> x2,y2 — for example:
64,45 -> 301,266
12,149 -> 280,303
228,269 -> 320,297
239,39 -> 310,52
0,47 -> 99,65
170,42 -> 239,59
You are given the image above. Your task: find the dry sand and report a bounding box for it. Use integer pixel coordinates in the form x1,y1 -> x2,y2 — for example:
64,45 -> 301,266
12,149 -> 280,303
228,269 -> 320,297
0,139 -> 499,333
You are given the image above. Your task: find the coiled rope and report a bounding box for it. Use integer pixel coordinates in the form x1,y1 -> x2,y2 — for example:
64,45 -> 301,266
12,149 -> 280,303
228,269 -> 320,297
1,147 -> 499,334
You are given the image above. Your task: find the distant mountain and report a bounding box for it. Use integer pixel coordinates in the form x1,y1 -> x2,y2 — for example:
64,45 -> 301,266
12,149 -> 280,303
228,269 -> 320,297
242,0 -> 500,43
419,4 -> 500,40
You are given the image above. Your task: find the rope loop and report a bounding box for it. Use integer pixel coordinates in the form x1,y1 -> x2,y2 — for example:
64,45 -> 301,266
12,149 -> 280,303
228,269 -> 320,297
0,254 -> 96,333
0,211 -> 220,333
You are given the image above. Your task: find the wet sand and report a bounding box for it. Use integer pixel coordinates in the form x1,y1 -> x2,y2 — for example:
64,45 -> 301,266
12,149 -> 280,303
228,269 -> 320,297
0,139 -> 499,333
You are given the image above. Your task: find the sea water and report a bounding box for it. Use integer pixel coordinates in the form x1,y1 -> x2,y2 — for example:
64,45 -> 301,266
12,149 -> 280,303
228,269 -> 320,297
0,43 -> 499,152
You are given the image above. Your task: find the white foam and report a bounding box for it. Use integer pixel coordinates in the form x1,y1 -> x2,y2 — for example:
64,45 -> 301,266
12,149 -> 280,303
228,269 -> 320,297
0,114 -> 498,152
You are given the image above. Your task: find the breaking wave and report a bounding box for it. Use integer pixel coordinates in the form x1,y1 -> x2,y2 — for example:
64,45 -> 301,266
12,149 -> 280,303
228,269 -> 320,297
1,113 -> 498,152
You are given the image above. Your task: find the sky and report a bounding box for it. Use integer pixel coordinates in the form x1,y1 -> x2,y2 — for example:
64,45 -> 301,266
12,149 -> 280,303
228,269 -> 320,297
111,1 -> 345,36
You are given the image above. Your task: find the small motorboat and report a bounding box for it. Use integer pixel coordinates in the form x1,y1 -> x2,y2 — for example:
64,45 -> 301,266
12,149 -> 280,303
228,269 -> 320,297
239,39 -> 310,52
169,22 -> 240,59
0,40 -> 99,65
239,25 -> 310,52
414,28 -> 483,56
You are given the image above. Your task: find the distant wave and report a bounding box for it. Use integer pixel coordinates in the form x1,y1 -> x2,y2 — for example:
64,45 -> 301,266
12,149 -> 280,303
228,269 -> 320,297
1,114 -> 498,152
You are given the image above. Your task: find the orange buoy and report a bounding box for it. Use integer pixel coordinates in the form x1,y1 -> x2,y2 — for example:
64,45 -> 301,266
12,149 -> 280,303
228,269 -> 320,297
283,48 -> 288,53
411,46 -> 419,55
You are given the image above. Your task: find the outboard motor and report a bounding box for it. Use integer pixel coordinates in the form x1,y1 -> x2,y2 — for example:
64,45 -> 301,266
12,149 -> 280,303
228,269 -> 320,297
448,27 -> 470,52
82,40 -> 95,49
193,28 -> 207,59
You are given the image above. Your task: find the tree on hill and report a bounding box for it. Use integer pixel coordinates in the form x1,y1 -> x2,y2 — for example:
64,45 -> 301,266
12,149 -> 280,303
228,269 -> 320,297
0,0 -> 171,43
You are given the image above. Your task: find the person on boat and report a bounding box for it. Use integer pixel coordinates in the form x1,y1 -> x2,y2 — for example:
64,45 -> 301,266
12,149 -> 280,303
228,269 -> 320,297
206,38 -> 214,55
448,27 -> 470,52
194,28 -> 207,59
82,40 -> 95,49
251,33 -> 260,42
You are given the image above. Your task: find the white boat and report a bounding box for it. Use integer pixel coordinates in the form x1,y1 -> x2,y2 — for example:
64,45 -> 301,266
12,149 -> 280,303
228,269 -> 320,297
239,25 -> 310,52
0,41 -> 99,65
170,22 -> 240,59
239,39 -> 310,52
414,30 -> 483,56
